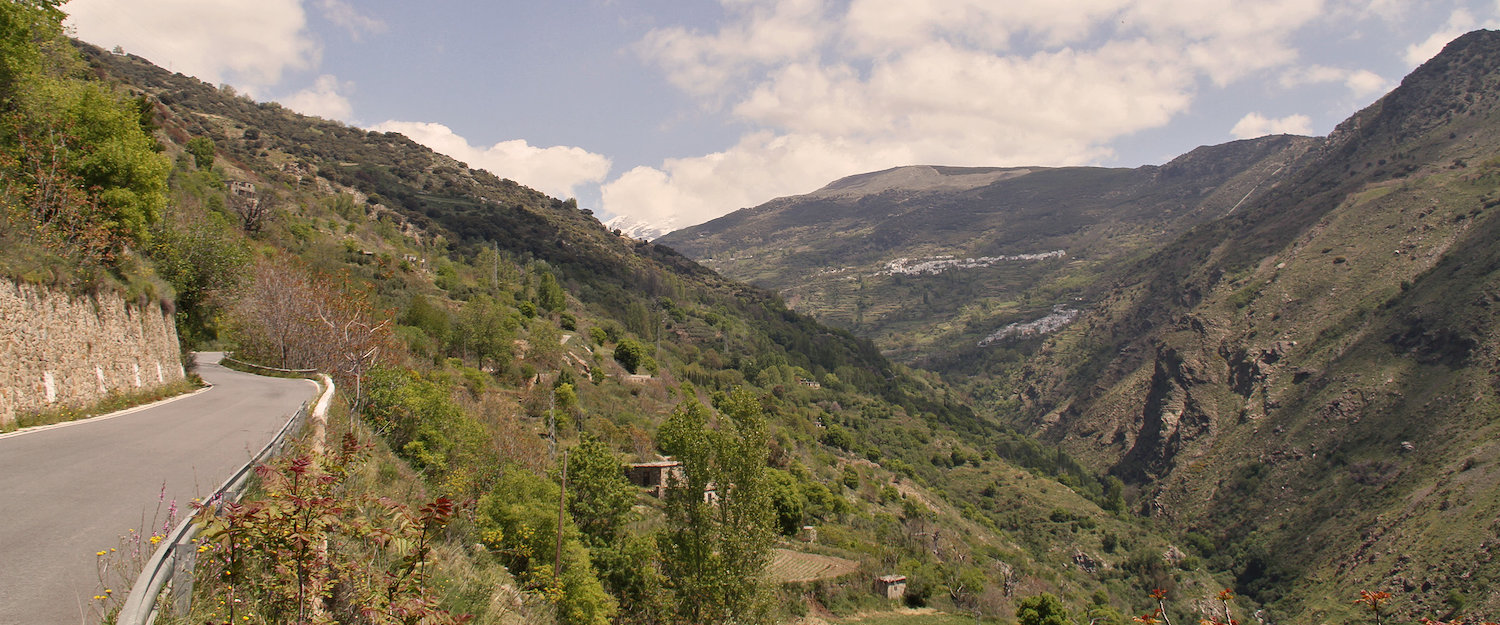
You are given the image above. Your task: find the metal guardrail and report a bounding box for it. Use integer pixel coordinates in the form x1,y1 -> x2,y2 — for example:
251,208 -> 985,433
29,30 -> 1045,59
219,354 -> 319,376
116,365 -> 336,624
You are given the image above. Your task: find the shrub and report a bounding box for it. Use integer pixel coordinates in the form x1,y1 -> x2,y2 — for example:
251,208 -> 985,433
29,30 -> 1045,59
191,435 -> 468,624
478,469 -> 618,625
1017,593 -> 1071,625
612,337 -> 653,374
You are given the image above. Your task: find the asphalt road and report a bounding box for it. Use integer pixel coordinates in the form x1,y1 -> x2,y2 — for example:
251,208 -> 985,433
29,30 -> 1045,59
0,353 -> 318,625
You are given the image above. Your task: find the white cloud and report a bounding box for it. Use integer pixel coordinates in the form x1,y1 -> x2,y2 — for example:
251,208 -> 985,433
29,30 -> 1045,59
1279,64 -> 1350,87
65,0 -> 318,93
1123,0 -> 1326,85
1402,8 -> 1498,66
1344,69 -> 1390,98
1280,64 -> 1390,98
279,75 -> 353,121
370,121 -> 612,201
317,0 -> 386,40
614,0 -> 1331,230
1230,112 -> 1314,139
603,131 -> 912,232
1352,0 -> 1413,23
843,0 -> 1115,53
636,0 -> 831,100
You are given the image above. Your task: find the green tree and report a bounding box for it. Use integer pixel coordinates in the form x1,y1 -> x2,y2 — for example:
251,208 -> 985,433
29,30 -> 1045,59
613,336 -> 656,374
149,210 -> 248,345
566,437 -> 634,548
564,437 -> 666,617
536,270 -> 566,313
657,388 -> 774,624
454,295 -> 518,371
554,382 -> 580,428
2,73 -> 169,260
1017,593 -> 1072,625
765,469 -> 806,535
399,293 -> 453,349
0,1 -> 66,107
186,135 -> 214,169
1103,475 -> 1126,513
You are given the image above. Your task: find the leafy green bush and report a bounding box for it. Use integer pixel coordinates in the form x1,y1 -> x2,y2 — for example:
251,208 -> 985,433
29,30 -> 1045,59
0,1 -> 169,268
477,469 -> 617,625
185,135 -> 214,169
1017,593 -> 1072,625
767,468 -> 807,535
612,337 -> 656,374
361,367 -> 496,498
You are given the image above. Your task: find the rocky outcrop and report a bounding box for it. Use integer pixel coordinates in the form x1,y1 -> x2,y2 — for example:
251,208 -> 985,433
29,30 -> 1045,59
0,280 -> 183,425
1112,340 -> 1217,483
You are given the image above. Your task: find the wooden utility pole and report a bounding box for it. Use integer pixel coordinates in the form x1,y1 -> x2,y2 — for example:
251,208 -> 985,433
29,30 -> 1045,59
655,305 -> 664,363
555,449 -> 568,579
547,376 -> 557,460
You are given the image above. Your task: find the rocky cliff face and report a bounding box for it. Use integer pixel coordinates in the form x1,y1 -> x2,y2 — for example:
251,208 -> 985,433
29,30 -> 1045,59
1008,30 -> 1500,619
0,281 -> 184,425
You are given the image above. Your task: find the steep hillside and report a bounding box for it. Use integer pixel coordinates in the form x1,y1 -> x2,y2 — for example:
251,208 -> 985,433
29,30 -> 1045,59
658,137 -> 1315,367
84,44 -> 914,403
73,43 -> 1235,625
998,29 -> 1500,622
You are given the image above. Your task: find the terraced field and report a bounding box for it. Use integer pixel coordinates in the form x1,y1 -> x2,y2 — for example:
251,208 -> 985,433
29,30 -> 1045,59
766,548 -> 860,583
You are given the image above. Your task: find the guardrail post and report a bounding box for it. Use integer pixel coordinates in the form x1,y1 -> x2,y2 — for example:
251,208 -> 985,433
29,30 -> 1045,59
170,535 -> 196,615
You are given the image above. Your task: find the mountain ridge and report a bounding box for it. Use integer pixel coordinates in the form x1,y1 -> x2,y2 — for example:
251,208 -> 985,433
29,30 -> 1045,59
657,134 -> 1318,367
807,164 -> 1035,199
656,28 -> 1500,622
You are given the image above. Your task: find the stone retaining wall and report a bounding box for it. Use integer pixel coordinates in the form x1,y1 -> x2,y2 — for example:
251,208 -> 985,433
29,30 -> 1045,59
0,280 -> 184,426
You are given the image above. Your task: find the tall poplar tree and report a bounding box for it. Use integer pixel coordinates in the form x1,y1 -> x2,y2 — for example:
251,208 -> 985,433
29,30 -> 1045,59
657,387 -> 774,624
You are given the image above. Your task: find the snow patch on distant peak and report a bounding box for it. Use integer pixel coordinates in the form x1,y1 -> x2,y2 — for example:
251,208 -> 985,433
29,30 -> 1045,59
605,214 -> 676,241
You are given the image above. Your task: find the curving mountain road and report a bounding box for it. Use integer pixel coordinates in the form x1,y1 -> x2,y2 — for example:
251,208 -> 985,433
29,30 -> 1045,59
0,353 -> 318,625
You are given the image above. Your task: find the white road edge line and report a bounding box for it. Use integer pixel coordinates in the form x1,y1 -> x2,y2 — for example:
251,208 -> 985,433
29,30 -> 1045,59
0,384 -> 216,441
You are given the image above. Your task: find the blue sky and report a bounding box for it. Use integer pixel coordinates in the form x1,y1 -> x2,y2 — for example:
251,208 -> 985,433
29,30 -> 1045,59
66,0 -> 1500,236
